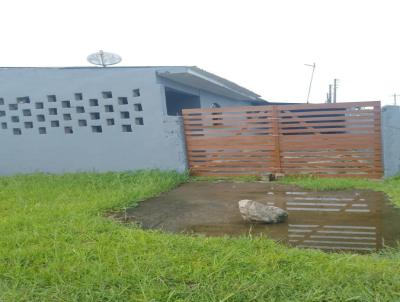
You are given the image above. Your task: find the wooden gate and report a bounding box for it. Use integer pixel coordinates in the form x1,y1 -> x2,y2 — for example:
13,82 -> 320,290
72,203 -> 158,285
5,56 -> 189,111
182,101 -> 382,178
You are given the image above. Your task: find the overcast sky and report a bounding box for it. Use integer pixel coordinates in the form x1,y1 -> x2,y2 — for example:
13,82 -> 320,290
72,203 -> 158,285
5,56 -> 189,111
1,0 -> 399,106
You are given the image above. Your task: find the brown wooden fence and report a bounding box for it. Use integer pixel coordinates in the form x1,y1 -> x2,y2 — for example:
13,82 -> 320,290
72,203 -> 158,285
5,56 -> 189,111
182,101 -> 382,178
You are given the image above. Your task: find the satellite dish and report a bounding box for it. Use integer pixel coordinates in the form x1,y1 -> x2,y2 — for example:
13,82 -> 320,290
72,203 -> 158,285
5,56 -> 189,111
87,50 -> 122,67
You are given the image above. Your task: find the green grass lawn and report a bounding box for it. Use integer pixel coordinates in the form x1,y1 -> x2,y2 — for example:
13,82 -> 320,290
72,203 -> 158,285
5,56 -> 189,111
1,171 -> 400,302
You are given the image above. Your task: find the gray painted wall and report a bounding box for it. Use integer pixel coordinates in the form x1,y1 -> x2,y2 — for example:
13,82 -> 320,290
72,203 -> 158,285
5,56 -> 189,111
382,105 -> 400,178
0,67 -> 253,175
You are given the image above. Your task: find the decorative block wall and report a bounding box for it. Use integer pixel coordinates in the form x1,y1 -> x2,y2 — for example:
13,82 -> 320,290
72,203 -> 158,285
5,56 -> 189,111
0,90 -> 143,136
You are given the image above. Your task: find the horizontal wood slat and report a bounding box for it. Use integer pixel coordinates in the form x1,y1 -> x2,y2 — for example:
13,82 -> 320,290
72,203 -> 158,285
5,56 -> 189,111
279,115 -> 376,123
274,101 -> 381,111
186,135 -> 276,143
183,112 -> 274,120
183,101 -> 383,178
183,105 -> 273,114
184,116 -> 272,126
188,151 -> 274,156
185,129 -> 272,136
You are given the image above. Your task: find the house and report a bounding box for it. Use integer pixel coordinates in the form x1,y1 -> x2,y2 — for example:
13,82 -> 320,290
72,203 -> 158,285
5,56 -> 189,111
0,66 -> 265,175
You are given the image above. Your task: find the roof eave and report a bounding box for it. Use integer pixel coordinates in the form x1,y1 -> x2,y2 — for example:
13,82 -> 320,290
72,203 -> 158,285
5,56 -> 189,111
157,67 -> 261,101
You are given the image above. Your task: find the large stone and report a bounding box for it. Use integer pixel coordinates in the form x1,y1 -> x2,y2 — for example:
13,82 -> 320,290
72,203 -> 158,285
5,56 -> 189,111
238,199 -> 288,223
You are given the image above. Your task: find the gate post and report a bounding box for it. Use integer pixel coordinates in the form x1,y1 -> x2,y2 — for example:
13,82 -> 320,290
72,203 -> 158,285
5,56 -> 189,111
373,103 -> 383,178
271,106 -> 282,175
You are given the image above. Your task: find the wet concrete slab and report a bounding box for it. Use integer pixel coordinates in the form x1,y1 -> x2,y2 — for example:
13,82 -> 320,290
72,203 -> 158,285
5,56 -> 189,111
115,181 -> 400,253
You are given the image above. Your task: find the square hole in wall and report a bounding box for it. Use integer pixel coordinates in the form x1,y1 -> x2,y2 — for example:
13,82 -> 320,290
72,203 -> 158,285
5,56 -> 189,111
24,122 -> 33,129
134,103 -> 143,111
51,120 -> 60,127
61,100 -> 71,108
9,104 -> 18,110
64,126 -> 73,134
22,109 -> 32,116
1,122 -> 7,129
11,116 -> 19,123
0,98 -> 4,105
118,97 -> 128,105
37,114 -> 45,122
102,91 -> 112,99
133,89 -> 140,97
120,111 -> 130,119
106,118 -> 115,125
89,99 -> 99,106
49,108 -> 57,115
90,112 -> 100,120
135,117 -> 144,125
39,127 -> 46,134
63,113 -> 72,121
91,125 -> 102,133
104,105 -> 114,112
17,96 -> 30,104
78,119 -> 87,127
13,128 -> 22,135
47,95 -> 57,102
0,110 -> 5,117
122,124 -> 132,132
35,102 -> 44,109
74,93 -> 83,100
76,106 -> 85,113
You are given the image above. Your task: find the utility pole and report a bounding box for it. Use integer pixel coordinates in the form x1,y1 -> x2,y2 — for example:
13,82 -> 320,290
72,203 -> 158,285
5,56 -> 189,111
333,78 -> 339,103
305,63 -> 316,104
327,84 -> 332,103
391,93 -> 400,105
326,80 -> 338,103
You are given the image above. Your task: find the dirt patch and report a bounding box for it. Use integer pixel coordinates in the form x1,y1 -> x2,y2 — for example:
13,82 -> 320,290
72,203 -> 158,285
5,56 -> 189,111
113,181 -> 400,253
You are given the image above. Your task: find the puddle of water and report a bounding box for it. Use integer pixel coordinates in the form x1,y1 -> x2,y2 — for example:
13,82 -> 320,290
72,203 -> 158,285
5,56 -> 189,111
118,182 -> 400,253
